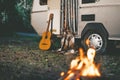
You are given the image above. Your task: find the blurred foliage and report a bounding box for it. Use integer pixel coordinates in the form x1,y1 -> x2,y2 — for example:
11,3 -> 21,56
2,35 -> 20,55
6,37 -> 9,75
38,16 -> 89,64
0,0 -> 17,36
15,0 -> 34,32
0,0 -> 34,36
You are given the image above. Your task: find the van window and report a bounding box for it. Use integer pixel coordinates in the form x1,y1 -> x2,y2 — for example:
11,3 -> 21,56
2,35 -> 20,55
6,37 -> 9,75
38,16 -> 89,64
82,0 -> 95,4
39,0 -> 47,5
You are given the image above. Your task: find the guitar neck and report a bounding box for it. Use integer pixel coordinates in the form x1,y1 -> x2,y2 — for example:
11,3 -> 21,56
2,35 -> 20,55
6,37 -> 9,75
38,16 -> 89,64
46,13 -> 54,32
46,19 -> 51,32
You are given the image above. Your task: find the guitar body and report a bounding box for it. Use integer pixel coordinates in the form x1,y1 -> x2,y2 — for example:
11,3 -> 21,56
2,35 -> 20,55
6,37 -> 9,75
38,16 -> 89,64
39,13 -> 54,50
39,31 -> 51,50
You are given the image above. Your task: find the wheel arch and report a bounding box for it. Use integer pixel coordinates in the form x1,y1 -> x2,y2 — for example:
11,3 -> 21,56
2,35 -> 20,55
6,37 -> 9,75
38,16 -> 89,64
81,23 -> 109,39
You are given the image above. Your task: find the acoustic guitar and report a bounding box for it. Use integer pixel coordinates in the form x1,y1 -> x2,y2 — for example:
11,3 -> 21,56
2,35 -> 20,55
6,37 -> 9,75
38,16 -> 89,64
39,13 -> 54,50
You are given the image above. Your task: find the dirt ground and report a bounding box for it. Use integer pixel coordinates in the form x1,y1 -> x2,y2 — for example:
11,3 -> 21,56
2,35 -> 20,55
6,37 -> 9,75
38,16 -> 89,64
0,35 -> 120,80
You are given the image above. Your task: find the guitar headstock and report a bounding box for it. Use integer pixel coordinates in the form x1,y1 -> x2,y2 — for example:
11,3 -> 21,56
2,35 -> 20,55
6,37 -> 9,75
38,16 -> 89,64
49,13 -> 54,20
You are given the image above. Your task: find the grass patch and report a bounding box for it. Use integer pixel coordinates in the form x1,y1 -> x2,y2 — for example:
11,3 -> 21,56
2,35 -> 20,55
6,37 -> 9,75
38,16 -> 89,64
0,35 -> 75,80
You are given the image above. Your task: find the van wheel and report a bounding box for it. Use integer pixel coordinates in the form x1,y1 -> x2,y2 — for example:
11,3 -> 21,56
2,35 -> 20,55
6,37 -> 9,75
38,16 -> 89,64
81,31 -> 107,54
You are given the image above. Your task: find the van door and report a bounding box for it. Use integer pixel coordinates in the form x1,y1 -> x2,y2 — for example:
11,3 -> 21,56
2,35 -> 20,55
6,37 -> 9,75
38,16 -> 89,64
31,0 -> 48,36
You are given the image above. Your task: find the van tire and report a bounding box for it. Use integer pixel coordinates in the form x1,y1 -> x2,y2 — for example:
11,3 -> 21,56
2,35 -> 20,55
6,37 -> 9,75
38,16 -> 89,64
81,31 -> 107,54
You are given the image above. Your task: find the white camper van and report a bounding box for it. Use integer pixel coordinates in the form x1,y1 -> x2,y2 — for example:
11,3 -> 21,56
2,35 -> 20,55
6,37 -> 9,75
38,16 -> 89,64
31,0 -> 120,53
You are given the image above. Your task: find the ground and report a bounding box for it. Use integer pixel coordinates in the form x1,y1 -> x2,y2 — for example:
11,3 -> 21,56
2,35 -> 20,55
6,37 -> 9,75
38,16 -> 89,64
0,34 -> 120,80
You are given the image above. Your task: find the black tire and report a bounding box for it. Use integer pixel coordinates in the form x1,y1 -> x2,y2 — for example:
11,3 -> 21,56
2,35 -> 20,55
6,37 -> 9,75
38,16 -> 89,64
81,31 -> 108,54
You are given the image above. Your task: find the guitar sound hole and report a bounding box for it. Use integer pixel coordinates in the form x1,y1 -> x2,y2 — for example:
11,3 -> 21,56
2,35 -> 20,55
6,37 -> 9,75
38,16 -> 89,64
45,36 -> 48,39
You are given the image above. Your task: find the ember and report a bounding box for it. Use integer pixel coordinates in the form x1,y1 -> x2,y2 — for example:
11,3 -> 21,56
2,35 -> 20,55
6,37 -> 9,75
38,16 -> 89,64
59,42 -> 101,80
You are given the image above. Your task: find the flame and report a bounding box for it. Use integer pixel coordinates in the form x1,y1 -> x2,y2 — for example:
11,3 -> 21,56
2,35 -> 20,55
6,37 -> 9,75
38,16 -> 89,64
61,72 -> 65,76
60,40 -> 101,80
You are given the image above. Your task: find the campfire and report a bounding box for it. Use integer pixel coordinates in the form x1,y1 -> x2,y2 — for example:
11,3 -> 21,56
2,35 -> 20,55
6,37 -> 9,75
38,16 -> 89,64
59,40 -> 101,80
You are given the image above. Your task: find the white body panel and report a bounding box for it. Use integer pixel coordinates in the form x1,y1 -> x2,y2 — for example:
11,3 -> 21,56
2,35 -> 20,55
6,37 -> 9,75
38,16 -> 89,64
31,0 -> 120,40
31,0 -> 60,36
78,0 -> 120,40
31,0 -> 48,35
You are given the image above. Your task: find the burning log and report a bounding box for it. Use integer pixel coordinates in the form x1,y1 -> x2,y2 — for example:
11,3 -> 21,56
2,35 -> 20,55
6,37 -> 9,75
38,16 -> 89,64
58,39 -> 102,80
80,76 -> 100,80
58,75 -> 114,80
58,70 -> 82,80
58,47 -> 101,80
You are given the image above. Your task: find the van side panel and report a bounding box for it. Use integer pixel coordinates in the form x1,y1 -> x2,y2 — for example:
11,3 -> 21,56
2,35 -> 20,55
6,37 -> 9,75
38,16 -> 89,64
31,12 -> 48,35
78,0 -> 120,40
31,0 -> 48,36
31,0 -> 60,36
